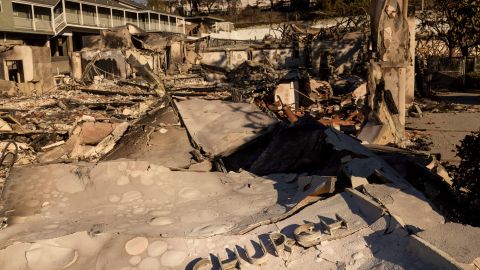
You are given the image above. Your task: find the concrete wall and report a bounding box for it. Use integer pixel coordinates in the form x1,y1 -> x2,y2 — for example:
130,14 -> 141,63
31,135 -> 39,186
51,56 -> 71,75
262,48 -> 302,68
200,47 -> 302,70
205,19 -> 340,40
168,41 -> 183,71
311,32 -> 364,76
0,45 -> 55,95
200,51 -> 228,68
230,50 -> 249,67
31,46 -> 53,83
81,49 -> 131,80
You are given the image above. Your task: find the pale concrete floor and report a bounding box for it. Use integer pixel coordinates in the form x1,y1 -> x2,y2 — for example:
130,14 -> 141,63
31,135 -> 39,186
407,91 -> 480,164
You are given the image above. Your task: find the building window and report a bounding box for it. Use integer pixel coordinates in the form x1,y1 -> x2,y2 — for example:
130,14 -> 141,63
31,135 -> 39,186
6,60 -> 24,83
13,3 -> 33,19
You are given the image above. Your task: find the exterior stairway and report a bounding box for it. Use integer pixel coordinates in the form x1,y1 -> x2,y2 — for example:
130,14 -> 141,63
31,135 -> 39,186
54,13 -> 67,34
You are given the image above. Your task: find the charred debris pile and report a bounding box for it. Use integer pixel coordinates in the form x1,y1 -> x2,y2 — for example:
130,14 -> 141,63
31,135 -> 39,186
0,24 -> 372,166
0,24 -> 464,224
0,20 -> 478,269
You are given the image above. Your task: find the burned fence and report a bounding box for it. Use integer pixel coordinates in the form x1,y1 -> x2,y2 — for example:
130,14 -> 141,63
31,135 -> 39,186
426,57 -> 480,91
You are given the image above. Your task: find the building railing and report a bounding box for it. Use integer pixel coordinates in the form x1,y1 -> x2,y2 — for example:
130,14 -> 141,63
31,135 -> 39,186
112,18 -> 124,27
66,12 -> 80,24
83,14 -> 96,26
36,20 -> 53,31
13,1 -> 186,35
54,13 -> 66,32
13,17 -> 34,30
99,16 -> 110,28
59,13 -> 181,33
149,22 -> 159,31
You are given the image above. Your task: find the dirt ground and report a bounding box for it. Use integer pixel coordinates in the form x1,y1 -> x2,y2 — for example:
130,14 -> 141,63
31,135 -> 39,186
407,91 -> 480,164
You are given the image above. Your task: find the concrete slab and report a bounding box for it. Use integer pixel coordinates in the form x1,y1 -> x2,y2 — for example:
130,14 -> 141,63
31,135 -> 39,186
174,98 -> 277,158
362,184 -> 445,231
417,222 -> 480,264
104,107 -> 194,168
0,190 -> 448,270
1,160 -> 344,246
407,112 -> 480,164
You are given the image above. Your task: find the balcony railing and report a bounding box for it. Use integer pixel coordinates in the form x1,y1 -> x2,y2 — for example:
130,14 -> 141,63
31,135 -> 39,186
54,13 -> 67,32
99,16 -> 110,28
13,17 -> 34,30
149,22 -> 159,31
83,14 -> 96,26
172,25 -> 183,33
112,18 -> 124,27
16,5 -> 185,35
36,20 -> 53,31
14,17 -> 54,32
66,12 -> 81,24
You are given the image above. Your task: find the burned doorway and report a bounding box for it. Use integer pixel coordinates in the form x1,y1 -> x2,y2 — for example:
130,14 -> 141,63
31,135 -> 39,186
6,60 -> 24,83
95,59 -> 120,80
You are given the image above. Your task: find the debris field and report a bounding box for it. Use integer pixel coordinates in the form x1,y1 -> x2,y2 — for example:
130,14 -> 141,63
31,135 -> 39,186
0,12 -> 479,270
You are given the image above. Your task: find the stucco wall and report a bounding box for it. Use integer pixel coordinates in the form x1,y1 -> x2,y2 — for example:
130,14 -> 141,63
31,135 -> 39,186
200,47 -> 302,70
0,45 -> 55,95
1,46 -> 34,82
200,51 -> 228,68
82,49 -> 131,80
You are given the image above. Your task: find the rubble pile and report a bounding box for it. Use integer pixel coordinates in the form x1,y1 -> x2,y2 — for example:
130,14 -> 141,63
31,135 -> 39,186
0,84 -> 159,165
228,68 -> 370,134
227,61 -> 280,101
0,17 -> 478,270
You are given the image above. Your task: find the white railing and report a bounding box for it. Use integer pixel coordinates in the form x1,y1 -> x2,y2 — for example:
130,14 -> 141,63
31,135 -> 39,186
112,18 -> 124,27
159,22 -> 169,31
36,20 -> 53,31
172,25 -> 183,34
126,18 -> 137,26
54,13 -> 64,25
66,12 -> 80,24
13,17 -> 33,30
149,22 -> 159,31
99,17 -> 110,27
54,13 -> 66,33
83,14 -> 96,26
49,7 -> 186,35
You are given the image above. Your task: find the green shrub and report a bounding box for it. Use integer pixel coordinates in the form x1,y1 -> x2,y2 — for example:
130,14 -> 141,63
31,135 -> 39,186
451,130 -> 480,225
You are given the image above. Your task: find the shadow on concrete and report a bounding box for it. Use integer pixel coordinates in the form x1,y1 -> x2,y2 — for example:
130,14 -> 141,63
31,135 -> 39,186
436,93 -> 480,105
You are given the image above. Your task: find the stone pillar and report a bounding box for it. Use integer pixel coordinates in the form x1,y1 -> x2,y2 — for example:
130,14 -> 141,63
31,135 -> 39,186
71,52 -> 82,81
66,35 -> 74,56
